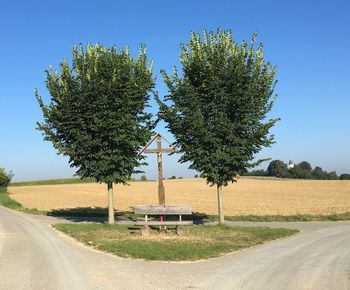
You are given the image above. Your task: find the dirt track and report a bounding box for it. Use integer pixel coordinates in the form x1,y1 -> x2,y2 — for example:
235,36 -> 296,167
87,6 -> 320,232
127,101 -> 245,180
1,206 -> 350,290
8,178 -> 350,215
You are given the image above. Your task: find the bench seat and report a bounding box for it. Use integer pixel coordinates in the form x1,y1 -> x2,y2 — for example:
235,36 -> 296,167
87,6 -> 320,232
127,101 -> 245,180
134,221 -> 193,226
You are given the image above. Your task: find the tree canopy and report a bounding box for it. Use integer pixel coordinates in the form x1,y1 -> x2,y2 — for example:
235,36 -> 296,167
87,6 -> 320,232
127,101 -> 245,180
299,161 -> 312,171
158,29 -> 278,187
36,43 -> 155,224
267,160 -> 289,178
340,174 -> 350,180
263,160 -> 343,180
36,43 -> 155,185
0,168 -> 13,191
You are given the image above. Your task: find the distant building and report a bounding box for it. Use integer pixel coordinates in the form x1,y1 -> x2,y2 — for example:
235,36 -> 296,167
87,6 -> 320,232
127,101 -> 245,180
287,160 -> 295,169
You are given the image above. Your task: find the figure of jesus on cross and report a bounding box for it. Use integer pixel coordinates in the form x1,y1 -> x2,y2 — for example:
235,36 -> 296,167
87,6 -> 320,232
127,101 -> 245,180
139,133 -> 176,205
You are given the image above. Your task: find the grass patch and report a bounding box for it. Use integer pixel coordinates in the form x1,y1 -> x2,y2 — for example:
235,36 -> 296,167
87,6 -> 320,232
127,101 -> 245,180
224,212 -> 350,222
0,190 -> 22,209
0,190 -> 46,214
53,223 -> 298,261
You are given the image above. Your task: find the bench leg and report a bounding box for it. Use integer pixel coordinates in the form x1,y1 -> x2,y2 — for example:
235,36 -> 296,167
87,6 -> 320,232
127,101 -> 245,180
140,225 -> 150,236
176,225 -> 186,236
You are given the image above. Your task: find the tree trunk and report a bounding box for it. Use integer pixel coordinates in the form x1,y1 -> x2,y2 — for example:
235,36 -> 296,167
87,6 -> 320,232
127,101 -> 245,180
108,182 -> 115,224
217,185 -> 225,225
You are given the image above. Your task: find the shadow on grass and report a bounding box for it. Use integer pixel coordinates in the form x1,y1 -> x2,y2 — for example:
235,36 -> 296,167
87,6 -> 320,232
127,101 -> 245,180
191,212 -> 214,224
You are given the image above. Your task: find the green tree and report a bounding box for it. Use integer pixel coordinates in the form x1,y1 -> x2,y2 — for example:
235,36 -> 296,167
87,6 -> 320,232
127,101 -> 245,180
0,168 -> 13,191
340,173 -> 350,180
267,160 -> 289,178
36,43 -> 155,224
243,169 -> 268,176
299,161 -> 312,172
312,166 -> 325,179
158,29 -> 278,224
324,171 -> 338,180
289,164 -> 312,179
140,175 -> 147,181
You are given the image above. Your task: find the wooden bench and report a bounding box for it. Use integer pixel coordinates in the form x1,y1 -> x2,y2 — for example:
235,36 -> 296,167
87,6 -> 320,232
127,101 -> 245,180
134,205 -> 193,236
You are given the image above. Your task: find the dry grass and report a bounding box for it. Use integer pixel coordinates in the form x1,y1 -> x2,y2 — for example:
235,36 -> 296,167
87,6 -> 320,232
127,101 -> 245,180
8,178 -> 350,215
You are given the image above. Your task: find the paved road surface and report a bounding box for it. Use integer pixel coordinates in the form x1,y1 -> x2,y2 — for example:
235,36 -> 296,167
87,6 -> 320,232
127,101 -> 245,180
1,206 -> 350,290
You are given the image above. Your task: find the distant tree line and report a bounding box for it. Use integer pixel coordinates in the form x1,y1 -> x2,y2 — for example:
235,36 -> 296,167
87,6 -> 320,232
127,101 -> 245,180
244,160 -> 350,180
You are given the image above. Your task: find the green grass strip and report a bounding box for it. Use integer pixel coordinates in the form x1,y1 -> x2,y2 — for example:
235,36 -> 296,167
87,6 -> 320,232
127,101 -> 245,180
10,178 -> 98,187
0,190 -> 22,209
224,212 -> 350,222
0,190 -> 45,214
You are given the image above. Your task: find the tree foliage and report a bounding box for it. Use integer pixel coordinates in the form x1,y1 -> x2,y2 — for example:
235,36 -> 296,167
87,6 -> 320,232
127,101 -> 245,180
267,160 -> 289,178
0,168 -> 13,191
340,173 -> 350,180
140,175 -> 147,181
324,171 -> 338,180
265,160 -> 340,180
289,164 -> 312,179
157,29 -> 278,187
36,43 -> 155,184
299,161 -> 312,171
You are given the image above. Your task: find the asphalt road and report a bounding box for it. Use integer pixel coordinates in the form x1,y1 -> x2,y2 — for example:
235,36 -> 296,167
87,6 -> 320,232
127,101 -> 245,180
1,206 -> 350,290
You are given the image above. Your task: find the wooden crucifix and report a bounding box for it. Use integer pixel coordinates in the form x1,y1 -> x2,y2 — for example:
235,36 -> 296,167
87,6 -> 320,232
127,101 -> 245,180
139,133 -> 176,205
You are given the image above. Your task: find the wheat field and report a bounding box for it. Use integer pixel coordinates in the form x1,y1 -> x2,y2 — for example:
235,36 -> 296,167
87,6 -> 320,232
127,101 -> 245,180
7,178 -> 350,215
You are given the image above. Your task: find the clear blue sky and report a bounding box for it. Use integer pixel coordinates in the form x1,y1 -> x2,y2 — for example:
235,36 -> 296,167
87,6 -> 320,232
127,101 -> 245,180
1,0 -> 349,181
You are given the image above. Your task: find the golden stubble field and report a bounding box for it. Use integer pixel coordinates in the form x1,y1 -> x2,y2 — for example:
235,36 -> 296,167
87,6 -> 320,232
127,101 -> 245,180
8,178 -> 350,215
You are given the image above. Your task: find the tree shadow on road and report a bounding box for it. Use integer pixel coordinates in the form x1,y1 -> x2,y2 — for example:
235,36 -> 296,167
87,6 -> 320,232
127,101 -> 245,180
46,207 -> 212,224
47,207 -> 135,223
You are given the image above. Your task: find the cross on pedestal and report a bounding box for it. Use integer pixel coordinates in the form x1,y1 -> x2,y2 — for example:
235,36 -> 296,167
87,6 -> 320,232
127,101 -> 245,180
139,133 -> 176,205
